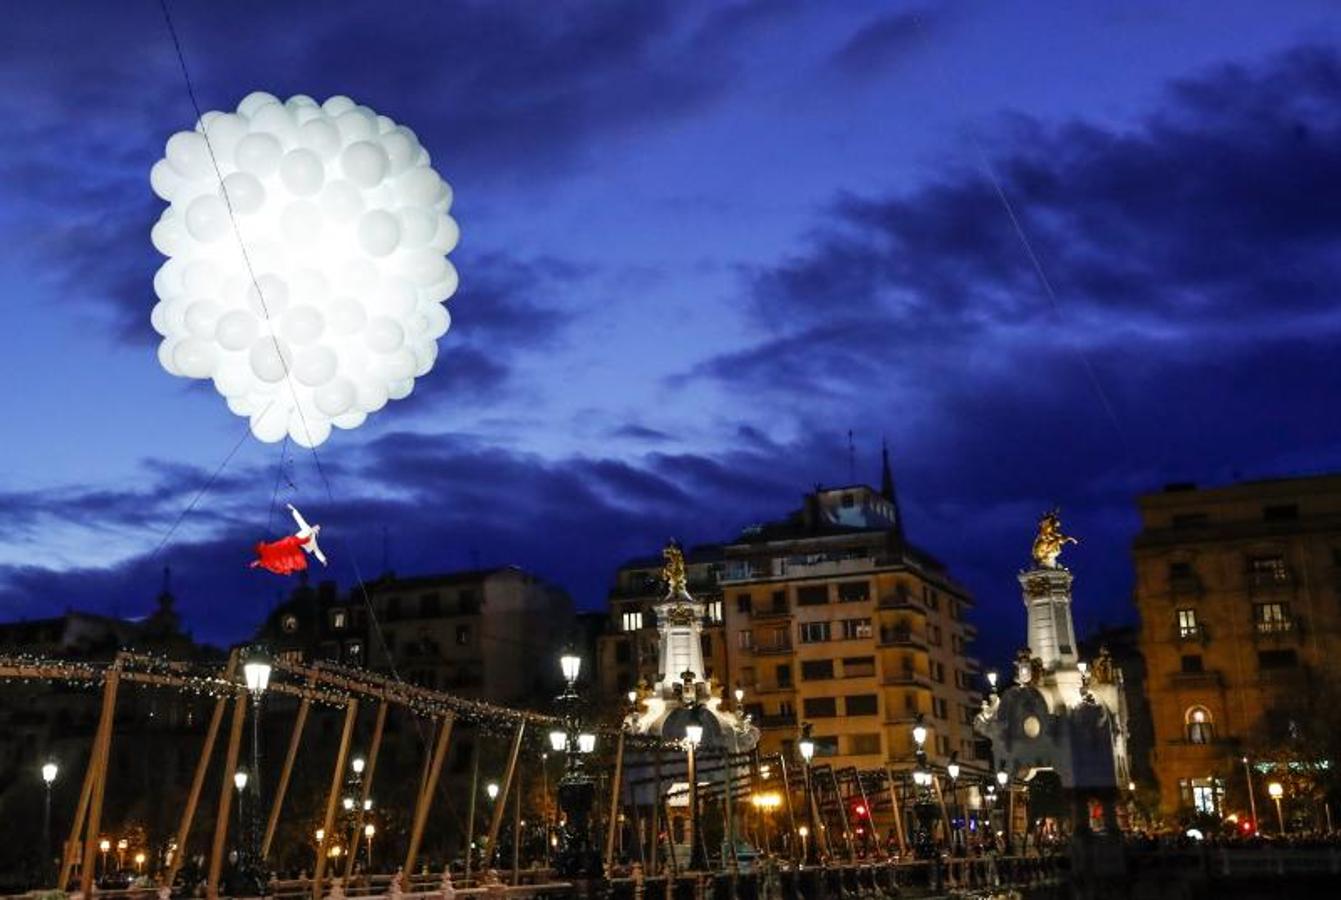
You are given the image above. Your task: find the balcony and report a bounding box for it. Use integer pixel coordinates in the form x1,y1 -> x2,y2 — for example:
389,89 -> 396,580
877,594 -> 926,612
755,640 -> 794,656
882,670 -> 931,688
1173,624 -> 1209,644
753,681 -> 795,694
752,605 -> 792,620
1248,569 -> 1293,592
759,714 -> 798,730
879,627 -> 927,650
1253,618 -> 1299,641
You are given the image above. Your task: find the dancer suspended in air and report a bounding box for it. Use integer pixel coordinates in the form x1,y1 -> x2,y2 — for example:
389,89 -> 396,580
250,504 -> 327,575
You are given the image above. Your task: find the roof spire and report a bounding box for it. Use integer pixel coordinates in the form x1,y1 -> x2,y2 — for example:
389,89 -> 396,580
881,438 -> 905,541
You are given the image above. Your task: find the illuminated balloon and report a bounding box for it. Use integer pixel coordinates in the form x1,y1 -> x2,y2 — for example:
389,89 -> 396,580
151,92 -> 459,446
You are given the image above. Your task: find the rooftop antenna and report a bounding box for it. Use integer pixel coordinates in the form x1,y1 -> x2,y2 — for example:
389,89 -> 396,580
847,429 -> 856,483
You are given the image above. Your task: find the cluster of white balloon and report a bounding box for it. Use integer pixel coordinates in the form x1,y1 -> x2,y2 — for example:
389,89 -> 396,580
150,91 -> 459,446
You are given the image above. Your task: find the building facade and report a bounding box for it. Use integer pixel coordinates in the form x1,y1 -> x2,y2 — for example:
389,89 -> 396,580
598,454 -> 983,777
1133,475 -> 1341,818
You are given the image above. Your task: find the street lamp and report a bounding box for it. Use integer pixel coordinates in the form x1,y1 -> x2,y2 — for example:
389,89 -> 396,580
41,761 -> 58,886
486,781 -> 500,802
351,756 -> 366,776
99,838 -> 110,877
947,754 -> 962,853
911,716 -> 937,860
798,724 -> 819,866
134,852 -> 146,875
986,671 -> 998,693
684,719 -> 707,871
363,823 -> 375,869
240,644 -> 270,895
1268,782 -> 1285,835
553,651 -> 599,878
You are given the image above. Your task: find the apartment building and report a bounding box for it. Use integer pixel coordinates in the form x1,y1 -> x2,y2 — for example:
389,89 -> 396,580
1133,475 -> 1341,817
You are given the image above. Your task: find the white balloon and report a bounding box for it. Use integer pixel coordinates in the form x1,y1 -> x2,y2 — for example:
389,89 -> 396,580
221,172 -> 265,214
249,338 -> 292,382
235,132 -> 283,177
216,310 -> 260,350
357,210 -> 400,257
151,91 -> 461,446
279,149 -> 324,196
341,141 -> 389,187
185,195 -> 229,242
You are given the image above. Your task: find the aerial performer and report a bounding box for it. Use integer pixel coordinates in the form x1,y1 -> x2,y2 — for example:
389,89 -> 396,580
251,504 -> 326,575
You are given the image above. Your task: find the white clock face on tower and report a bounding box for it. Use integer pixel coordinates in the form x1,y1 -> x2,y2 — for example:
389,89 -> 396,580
1023,715 -> 1042,738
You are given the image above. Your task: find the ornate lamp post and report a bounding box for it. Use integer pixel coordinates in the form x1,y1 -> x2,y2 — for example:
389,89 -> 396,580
798,725 -> 820,865
41,760 -> 58,886
911,718 -> 938,860
996,769 -> 1011,851
240,644 -> 271,894
552,651 -> 600,878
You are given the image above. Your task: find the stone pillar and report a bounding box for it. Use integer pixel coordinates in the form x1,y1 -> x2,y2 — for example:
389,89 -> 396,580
1018,568 -> 1077,670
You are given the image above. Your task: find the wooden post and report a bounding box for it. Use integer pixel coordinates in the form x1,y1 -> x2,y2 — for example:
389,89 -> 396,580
828,769 -> 855,862
512,769 -> 523,884
933,774 -> 952,843
483,722 -> 526,869
58,742 -> 95,890
885,766 -> 908,855
313,698 -> 359,900
777,756 -> 800,863
345,699 -> 389,880
262,694 -> 310,860
721,748 -> 737,870
650,748 -> 662,876
163,652 -> 238,889
604,730 -> 626,872
206,689 -> 248,900
76,662 -> 122,897
855,770 -> 876,855
403,713 -> 453,877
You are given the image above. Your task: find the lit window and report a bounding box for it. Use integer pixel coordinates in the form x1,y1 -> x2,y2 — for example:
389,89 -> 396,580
281,614 -> 298,634
841,618 -> 872,640
737,630 -> 753,650
1185,706 -> 1214,744
1248,555 -> 1288,583
706,600 -> 723,623
1176,609 -> 1199,638
622,611 -> 644,632
330,609 -> 347,630
1253,602 -> 1290,634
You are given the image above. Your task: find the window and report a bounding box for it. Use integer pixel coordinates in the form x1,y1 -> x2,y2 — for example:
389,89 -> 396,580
1185,706 -> 1214,744
813,736 -> 839,757
1263,504 -> 1298,521
842,656 -> 875,678
737,630 -> 753,650
769,590 -> 788,612
776,664 -> 793,688
330,608 -> 348,630
1258,649 -> 1298,669
904,692 -> 919,713
1176,609 -> 1199,638
845,694 -> 878,716
1248,555 -> 1288,583
841,618 -> 872,640
736,594 -> 753,614
762,627 -> 789,651
924,588 -> 940,611
797,586 -> 828,607
1180,654 -> 1203,673
420,592 -> 441,617
779,699 -> 795,717
799,621 -> 831,643
706,600 -> 723,623
849,733 -> 882,755
281,614 -> 299,634
1179,778 -> 1223,815
930,660 -> 945,683
622,611 -> 644,632
838,581 -> 870,603
1172,513 -> 1208,528
614,640 -> 631,664
1169,561 -> 1194,580
345,641 -> 362,663
1253,602 -> 1291,634
803,697 -> 838,718
801,660 -> 835,680
928,624 -> 942,646
458,589 -> 479,614
455,625 -> 471,646
934,697 -> 949,719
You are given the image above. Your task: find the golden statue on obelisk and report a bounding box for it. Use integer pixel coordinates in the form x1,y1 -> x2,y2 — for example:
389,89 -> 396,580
1032,509 -> 1078,568
662,541 -> 688,595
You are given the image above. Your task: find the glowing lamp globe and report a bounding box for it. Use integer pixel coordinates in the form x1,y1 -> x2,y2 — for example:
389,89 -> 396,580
578,733 -> 597,754
351,756 -> 366,775
798,738 -> 815,762
42,761 -> 58,785
364,823 -> 375,838
149,92 -> 460,447
684,724 -> 703,747
560,653 -> 582,682
1268,782 -> 1284,799
997,770 -> 1009,787
548,730 -> 567,753
233,770 -> 249,791
912,723 -> 928,747
947,762 -> 961,780
486,782 -> 499,801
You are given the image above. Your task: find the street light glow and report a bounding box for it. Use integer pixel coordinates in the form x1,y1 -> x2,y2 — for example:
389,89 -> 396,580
351,756 -> 366,774
912,723 -> 928,747
684,724 -> 703,747
560,653 -> 582,683
947,762 -> 961,780
578,732 -> 597,753
798,737 -> 815,761
486,781 -> 500,801
997,770 -> 1009,787
1268,782 -> 1284,799
42,761 -> 58,785
548,730 -> 567,752
243,646 -> 272,695
364,823 -> 375,838
233,770 -> 249,791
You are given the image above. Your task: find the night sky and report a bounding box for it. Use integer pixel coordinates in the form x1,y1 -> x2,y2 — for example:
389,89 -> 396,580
3,1 -> 1340,669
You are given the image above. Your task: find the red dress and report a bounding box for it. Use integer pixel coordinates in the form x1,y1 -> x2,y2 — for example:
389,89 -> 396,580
251,534 -> 309,575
